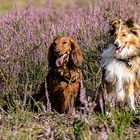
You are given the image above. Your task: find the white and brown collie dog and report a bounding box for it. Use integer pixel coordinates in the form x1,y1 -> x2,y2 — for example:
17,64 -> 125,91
101,19 -> 140,112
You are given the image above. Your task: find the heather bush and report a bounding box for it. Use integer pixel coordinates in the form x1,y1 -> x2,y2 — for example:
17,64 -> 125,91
0,0 -> 140,139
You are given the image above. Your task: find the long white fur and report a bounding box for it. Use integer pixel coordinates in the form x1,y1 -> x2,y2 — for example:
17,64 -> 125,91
101,44 -> 136,105
101,21 -> 140,111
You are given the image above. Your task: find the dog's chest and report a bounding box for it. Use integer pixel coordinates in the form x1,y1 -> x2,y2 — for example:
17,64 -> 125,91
104,59 -> 135,83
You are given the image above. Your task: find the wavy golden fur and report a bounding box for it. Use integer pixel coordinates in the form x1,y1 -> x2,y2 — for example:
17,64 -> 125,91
47,36 -> 85,113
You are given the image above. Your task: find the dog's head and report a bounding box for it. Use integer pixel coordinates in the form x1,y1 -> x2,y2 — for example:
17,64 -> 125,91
48,36 -> 83,68
114,24 -> 140,58
109,18 -> 140,36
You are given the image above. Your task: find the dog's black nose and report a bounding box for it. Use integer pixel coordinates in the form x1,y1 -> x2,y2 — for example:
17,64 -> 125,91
114,41 -> 119,47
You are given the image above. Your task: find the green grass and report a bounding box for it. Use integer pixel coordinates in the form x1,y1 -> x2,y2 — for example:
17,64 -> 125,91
0,107 -> 140,140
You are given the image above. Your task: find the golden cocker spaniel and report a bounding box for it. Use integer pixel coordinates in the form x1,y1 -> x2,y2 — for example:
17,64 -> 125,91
47,36 -> 86,113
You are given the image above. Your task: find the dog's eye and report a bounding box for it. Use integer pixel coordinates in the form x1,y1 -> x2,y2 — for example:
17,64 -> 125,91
122,34 -> 126,36
63,41 -> 67,44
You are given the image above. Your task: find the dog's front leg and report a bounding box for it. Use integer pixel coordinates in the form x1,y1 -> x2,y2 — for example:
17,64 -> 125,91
127,83 -> 136,112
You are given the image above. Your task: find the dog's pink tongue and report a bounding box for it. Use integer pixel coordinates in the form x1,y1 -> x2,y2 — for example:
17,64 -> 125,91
55,54 -> 67,67
116,46 -> 124,53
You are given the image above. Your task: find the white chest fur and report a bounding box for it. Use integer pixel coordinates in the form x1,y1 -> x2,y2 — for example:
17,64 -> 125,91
101,44 -> 135,101
104,59 -> 134,84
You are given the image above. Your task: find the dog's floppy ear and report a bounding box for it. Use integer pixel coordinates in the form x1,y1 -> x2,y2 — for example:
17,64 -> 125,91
48,36 -> 61,67
48,42 -> 55,67
70,37 -> 83,67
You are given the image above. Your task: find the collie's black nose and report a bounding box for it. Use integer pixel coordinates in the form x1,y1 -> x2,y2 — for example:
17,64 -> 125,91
114,41 -> 119,47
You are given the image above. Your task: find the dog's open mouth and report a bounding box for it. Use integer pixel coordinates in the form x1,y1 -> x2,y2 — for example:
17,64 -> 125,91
55,53 -> 68,67
115,43 -> 126,53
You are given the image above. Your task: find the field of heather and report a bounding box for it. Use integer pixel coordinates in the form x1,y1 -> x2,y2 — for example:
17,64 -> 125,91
0,0 -> 140,139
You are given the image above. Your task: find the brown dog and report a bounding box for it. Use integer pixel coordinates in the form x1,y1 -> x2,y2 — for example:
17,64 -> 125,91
47,36 -> 86,113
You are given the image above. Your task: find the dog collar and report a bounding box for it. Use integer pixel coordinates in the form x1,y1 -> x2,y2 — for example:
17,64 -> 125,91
116,58 -> 132,68
64,77 -> 77,84
64,71 -> 81,84
115,54 -> 140,68
52,69 -> 81,84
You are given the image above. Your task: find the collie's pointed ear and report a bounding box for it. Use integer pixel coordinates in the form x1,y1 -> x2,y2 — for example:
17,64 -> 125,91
109,19 -> 122,28
125,18 -> 140,29
125,18 -> 135,27
70,37 -> 83,67
109,19 -> 122,35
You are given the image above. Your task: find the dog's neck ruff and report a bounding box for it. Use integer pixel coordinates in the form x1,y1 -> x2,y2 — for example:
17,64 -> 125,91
115,57 -> 132,68
115,54 -> 140,68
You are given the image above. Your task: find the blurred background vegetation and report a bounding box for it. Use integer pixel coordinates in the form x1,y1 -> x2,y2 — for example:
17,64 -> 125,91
0,0 -> 98,15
